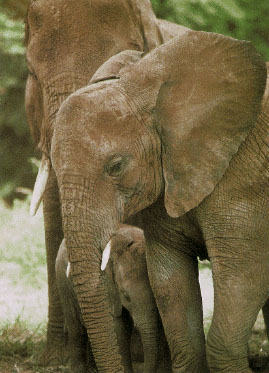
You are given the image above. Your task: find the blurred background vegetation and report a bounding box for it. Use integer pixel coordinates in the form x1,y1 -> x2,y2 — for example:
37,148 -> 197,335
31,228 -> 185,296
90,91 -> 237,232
0,0 -> 269,206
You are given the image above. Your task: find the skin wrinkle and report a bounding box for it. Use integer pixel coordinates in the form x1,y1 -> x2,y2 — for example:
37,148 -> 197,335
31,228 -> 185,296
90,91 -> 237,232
40,74 -> 89,154
25,72 -> 44,145
61,176 -> 121,252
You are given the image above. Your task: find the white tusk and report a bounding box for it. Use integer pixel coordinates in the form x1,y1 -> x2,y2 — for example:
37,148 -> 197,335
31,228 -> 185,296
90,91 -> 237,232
66,262 -> 71,278
101,241 -> 111,271
30,155 -> 51,216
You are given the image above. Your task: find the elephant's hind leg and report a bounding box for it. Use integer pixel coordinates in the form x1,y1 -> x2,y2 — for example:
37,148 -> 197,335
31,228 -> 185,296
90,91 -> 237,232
205,235 -> 269,373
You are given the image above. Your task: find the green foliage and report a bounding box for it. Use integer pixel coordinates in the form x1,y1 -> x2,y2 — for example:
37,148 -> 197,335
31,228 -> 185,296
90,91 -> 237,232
0,10 -> 37,204
151,0 -> 269,60
0,317 -> 45,360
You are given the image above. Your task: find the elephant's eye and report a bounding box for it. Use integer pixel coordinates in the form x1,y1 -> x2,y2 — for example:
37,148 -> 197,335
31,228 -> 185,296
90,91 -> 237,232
106,156 -> 126,178
127,240 -> 134,248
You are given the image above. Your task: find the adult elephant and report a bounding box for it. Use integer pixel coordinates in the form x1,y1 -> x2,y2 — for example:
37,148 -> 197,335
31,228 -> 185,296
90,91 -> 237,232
50,31 -> 268,372
24,0 -> 179,367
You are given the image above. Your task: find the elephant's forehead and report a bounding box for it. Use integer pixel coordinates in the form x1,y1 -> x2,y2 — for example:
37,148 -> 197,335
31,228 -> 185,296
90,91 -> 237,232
56,85 -> 141,155
29,0 -> 131,25
27,0 -> 144,79
61,85 -> 139,134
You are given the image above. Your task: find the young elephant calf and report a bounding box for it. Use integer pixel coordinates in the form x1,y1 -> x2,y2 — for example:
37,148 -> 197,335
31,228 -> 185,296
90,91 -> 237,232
56,224 -> 171,373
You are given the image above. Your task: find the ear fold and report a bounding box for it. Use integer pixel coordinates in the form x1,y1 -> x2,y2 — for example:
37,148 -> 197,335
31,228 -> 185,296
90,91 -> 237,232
90,50 -> 143,84
120,31 -> 267,217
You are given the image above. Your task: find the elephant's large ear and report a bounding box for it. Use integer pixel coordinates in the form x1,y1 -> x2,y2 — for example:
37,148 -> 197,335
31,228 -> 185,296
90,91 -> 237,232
120,31 -> 267,217
90,50 -> 143,84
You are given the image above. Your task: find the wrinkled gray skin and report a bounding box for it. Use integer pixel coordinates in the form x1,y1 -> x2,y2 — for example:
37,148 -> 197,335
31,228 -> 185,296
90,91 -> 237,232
56,225 -> 171,373
25,0 -> 188,367
52,30 -> 269,373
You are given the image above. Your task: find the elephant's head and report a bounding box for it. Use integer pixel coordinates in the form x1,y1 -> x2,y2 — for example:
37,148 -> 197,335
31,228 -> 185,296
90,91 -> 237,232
101,224 -> 147,319
26,0 -> 162,216
51,31 -> 266,370
101,224 -> 145,272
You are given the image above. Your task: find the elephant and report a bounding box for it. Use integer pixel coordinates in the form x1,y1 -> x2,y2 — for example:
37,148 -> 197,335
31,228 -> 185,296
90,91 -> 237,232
56,224 -> 171,373
48,30 -> 269,372
24,0 -> 188,366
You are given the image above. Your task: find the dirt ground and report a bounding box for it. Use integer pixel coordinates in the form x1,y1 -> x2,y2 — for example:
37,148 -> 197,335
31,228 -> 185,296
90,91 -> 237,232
1,327 -> 269,373
1,268 -> 269,373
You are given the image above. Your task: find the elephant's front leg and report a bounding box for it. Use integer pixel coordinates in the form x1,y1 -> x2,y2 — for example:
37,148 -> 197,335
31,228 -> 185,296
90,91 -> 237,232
55,240 -> 90,373
146,239 -> 209,373
41,169 -> 66,366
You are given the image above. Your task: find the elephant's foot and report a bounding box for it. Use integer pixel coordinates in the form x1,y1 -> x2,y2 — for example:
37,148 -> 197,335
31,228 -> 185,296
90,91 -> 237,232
38,332 -> 68,366
69,362 -> 98,373
249,355 -> 269,372
69,362 -> 89,373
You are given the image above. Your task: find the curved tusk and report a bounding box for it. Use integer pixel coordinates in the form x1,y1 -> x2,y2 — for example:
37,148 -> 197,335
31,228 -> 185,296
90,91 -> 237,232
30,155 -> 51,216
66,262 -> 71,278
101,241 -> 111,271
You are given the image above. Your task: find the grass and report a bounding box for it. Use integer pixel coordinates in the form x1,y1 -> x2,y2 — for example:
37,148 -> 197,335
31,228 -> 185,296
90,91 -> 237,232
0,317 -> 45,364
0,199 -> 268,372
0,199 -> 48,372
0,319 -> 68,373
0,198 -> 47,327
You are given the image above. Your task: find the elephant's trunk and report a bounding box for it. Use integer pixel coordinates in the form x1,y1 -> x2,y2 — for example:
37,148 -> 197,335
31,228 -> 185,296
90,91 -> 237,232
30,72 -> 89,216
60,176 -> 124,372
135,316 -> 160,372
